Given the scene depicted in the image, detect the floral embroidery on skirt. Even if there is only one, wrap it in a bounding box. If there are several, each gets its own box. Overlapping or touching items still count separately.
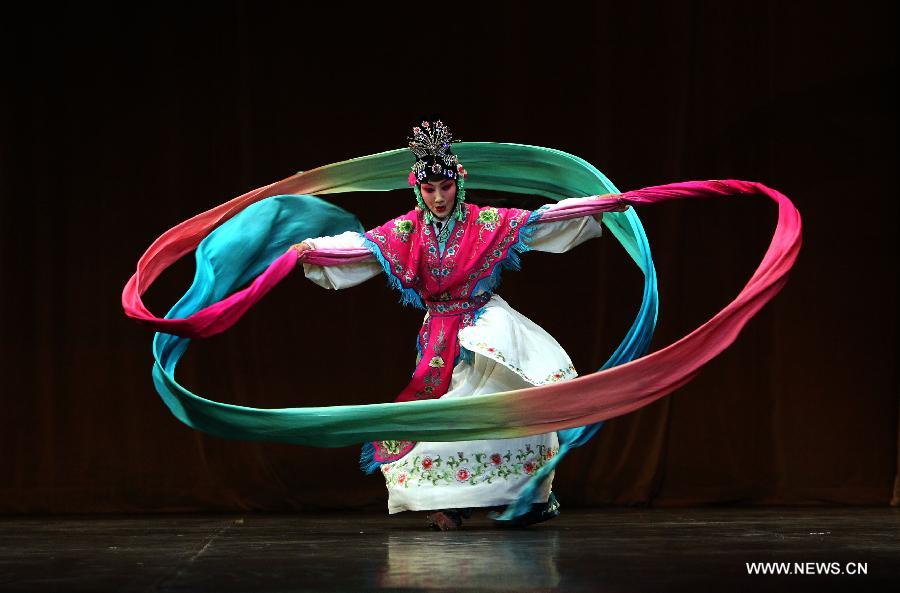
[382,443,558,488]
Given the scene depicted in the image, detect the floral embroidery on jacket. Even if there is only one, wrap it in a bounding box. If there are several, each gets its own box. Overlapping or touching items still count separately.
[381,444,559,487]
[476,207,501,231]
[393,219,414,241]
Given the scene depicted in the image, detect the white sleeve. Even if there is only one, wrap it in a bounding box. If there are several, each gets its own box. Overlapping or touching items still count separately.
[526,197,604,254]
[301,230,382,290]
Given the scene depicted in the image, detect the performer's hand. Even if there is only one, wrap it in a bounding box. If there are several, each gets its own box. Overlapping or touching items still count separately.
[290,242,312,258]
[592,193,630,212]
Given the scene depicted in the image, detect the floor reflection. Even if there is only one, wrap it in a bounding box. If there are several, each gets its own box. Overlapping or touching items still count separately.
[378,530,560,590]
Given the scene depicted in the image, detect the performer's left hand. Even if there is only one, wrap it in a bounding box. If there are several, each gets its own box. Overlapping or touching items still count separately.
[593,193,630,212]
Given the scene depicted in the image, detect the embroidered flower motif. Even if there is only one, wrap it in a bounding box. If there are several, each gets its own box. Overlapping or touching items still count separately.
[545,449,555,460]
[544,365,576,383]
[422,457,433,470]
[429,356,445,368]
[491,453,502,465]
[477,207,500,225]
[394,219,414,235]
[456,468,470,482]
[378,440,413,456]
[523,461,535,475]
[398,473,407,484]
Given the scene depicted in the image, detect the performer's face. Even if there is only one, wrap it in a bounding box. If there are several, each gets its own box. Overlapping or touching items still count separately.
[420,178,457,218]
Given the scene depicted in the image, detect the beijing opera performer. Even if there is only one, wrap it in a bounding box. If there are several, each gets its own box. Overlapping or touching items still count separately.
[290,119,629,530]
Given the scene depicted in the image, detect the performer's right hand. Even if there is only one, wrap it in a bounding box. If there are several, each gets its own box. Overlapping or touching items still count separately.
[290,242,312,258]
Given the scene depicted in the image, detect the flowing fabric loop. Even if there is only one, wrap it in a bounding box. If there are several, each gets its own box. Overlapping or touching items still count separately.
[122,143,800,522]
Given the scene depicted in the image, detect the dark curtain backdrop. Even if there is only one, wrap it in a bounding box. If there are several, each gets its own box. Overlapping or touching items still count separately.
[1,1,896,514]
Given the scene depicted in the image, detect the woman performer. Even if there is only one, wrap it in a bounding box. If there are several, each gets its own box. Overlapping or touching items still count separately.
[291,119,627,530]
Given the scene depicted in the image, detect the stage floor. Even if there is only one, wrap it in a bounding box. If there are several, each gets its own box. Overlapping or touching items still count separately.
[1,507,897,592]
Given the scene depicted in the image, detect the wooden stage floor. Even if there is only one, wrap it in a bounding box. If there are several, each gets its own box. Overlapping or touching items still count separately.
[1,507,897,592]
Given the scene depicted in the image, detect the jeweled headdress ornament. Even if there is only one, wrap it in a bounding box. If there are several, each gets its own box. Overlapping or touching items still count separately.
[407,118,469,224]
[406,119,468,186]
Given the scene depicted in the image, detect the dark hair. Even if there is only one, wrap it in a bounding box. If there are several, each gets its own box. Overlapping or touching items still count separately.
[422,173,451,184]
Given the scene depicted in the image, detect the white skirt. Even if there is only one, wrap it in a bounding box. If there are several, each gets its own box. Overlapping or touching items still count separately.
[380,294,576,514]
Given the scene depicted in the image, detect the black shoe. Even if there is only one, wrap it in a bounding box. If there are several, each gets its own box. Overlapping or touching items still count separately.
[489,492,561,528]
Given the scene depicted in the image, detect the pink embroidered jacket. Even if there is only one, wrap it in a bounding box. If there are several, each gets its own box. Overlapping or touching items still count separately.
[361,202,540,464]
